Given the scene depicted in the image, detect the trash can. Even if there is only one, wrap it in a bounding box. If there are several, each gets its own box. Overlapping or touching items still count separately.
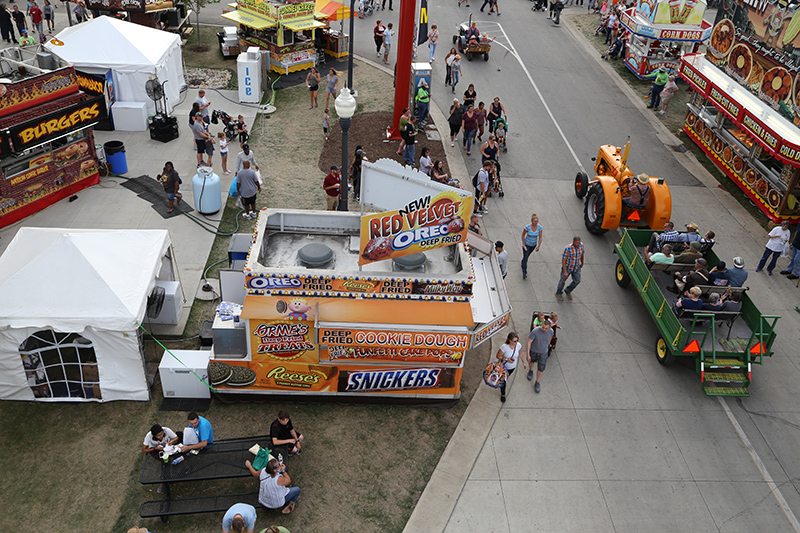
[103,140,127,174]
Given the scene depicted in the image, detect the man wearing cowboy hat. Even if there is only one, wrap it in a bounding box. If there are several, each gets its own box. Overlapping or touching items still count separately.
[623,173,651,210]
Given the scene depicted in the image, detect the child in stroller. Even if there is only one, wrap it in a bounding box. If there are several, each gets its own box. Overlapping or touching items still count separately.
[601,30,628,60]
[494,117,507,153]
[211,109,240,142]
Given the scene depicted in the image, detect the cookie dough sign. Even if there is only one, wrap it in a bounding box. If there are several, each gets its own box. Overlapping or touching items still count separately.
[358,190,472,265]
[252,321,315,360]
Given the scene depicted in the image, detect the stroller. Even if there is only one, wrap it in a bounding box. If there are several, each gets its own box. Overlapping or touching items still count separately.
[494,116,508,153]
[595,15,610,36]
[211,109,247,143]
[530,311,559,356]
[485,159,504,198]
[358,0,375,18]
[601,34,627,60]
[531,0,547,11]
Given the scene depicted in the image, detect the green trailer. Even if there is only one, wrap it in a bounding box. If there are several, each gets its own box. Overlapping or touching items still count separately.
[613,229,780,397]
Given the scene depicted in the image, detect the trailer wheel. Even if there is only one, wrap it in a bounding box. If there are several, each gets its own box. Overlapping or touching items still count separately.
[615,259,631,288]
[484,52,489,61]
[655,335,676,366]
[584,184,608,235]
[453,35,458,44]
[574,171,589,199]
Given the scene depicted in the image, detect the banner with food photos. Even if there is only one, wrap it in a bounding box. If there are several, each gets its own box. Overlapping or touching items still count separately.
[358,190,472,266]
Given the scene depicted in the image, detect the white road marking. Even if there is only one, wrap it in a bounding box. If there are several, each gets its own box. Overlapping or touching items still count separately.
[719,397,800,532]
[485,21,587,173]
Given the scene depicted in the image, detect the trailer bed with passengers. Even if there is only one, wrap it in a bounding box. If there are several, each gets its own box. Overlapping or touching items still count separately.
[613,229,779,397]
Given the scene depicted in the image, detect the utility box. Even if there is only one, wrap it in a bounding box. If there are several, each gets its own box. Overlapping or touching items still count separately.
[237,47,263,103]
[410,62,432,116]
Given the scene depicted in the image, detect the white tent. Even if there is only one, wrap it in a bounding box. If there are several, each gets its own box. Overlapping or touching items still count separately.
[0,228,172,402]
[45,16,186,116]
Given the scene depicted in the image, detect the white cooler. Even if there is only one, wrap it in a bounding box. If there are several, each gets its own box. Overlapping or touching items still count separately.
[159,350,211,399]
[111,101,149,131]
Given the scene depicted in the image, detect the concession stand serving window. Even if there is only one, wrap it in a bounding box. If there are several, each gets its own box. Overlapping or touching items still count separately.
[680,52,800,222]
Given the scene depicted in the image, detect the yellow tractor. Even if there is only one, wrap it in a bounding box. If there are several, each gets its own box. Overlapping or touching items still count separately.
[574,141,672,235]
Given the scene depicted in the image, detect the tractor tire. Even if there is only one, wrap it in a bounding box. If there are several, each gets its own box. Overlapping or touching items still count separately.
[453,35,458,44]
[467,51,473,61]
[615,259,631,288]
[574,171,589,199]
[484,52,489,61]
[584,183,608,235]
[655,335,676,366]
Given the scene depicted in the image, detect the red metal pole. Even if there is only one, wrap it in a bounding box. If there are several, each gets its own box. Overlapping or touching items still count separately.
[388,0,417,139]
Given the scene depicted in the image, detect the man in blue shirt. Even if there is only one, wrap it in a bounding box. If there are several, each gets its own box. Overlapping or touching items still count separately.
[222,502,256,533]
[183,411,214,451]
[724,257,748,287]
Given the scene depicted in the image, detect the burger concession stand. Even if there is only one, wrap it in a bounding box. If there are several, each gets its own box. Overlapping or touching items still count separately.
[222,0,327,73]
[0,53,107,229]
[206,160,512,404]
[621,0,711,78]
[680,18,800,222]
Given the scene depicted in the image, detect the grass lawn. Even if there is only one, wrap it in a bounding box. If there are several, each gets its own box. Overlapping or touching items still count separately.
[0,57,487,533]
[570,13,773,230]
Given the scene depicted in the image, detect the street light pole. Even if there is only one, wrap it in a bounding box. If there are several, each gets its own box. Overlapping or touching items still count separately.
[334,87,357,211]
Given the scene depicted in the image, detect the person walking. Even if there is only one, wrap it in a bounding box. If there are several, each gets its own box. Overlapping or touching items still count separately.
[448,99,463,147]
[463,83,477,109]
[42,0,52,32]
[495,331,520,402]
[236,161,261,219]
[475,101,487,142]
[780,227,800,280]
[495,240,508,278]
[11,5,26,36]
[756,221,791,275]
[526,321,554,393]
[382,23,393,64]
[190,112,214,166]
[415,80,430,126]
[373,20,385,57]
[450,53,462,93]
[556,236,584,301]
[445,47,457,86]
[0,5,15,44]
[474,160,492,215]
[644,66,669,109]
[160,162,182,213]
[28,0,40,38]
[323,165,341,210]
[305,67,321,109]
[350,145,366,202]
[324,68,339,110]
[381,0,392,10]
[235,143,259,174]
[461,104,478,155]
[487,96,506,133]
[520,213,542,279]
[194,89,211,124]
[658,75,678,115]
[427,24,439,62]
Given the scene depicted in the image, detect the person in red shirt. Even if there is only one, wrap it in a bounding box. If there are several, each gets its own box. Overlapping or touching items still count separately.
[29,1,43,40]
[373,20,385,57]
[323,165,341,210]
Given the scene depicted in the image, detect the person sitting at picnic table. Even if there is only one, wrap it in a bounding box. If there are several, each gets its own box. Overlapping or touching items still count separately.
[270,410,305,456]
[245,457,301,515]
[222,502,257,533]
[182,411,214,451]
[141,423,179,458]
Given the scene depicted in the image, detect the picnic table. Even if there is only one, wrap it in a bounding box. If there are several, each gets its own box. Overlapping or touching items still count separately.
[139,435,273,521]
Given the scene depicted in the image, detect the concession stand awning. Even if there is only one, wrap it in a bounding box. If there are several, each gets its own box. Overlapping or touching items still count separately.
[680,52,800,222]
[221,9,277,30]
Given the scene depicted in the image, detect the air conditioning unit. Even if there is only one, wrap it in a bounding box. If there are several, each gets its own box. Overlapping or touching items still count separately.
[146,280,183,325]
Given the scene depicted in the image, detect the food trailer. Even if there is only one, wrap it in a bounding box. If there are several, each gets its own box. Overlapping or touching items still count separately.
[86,0,191,33]
[223,0,327,73]
[0,51,104,229]
[678,7,800,223]
[207,160,512,404]
[620,0,711,78]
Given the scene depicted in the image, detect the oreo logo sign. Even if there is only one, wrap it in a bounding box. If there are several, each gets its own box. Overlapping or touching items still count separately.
[247,277,303,289]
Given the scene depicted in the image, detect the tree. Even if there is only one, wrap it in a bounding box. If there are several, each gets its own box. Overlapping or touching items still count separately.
[183,0,221,47]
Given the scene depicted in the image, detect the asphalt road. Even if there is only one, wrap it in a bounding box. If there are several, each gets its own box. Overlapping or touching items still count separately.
[202,3,800,531]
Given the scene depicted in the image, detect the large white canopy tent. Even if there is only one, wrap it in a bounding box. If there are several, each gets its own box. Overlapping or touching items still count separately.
[44,16,186,115]
[0,228,172,402]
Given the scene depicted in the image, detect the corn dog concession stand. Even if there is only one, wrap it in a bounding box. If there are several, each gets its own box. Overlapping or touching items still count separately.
[208,161,512,404]
[223,0,326,73]
[679,10,800,222]
[620,0,711,79]
[0,60,105,229]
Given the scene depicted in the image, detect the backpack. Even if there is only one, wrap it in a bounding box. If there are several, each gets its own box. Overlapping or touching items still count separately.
[472,170,480,188]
